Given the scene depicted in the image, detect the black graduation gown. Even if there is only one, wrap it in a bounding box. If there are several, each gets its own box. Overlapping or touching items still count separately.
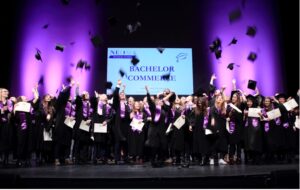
[261,106,284,153]
[244,108,263,153]
[0,100,14,152]
[90,98,113,144]
[53,86,73,146]
[145,93,169,149]
[170,107,185,152]
[38,103,55,152]
[128,112,147,157]
[31,99,44,152]
[226,104,244,145]
[111,86,131,142]
[275,102,294,151]
[207,105,228,153]
[74,96,93,143]
[14,100,37,158]
[189,110,209,155]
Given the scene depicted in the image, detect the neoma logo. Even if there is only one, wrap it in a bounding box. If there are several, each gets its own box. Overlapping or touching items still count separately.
[109,49,136,59]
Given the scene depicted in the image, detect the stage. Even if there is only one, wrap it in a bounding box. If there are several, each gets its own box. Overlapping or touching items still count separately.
[0,163,298,188]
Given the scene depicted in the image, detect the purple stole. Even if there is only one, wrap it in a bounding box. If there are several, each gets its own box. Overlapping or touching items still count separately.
[83,101,92,119]
[228,121,235,134]
[144,104,151,117]
[154,105,161,122]
[65,101,75,117]
[19,112,27,130]
[203,107,210,129]
[120,101,126,118]
[132,111,143,133]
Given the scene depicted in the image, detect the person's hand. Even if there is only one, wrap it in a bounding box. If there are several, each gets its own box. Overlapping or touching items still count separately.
[211,74,217,80]
[102,121,107,126]
[94,91,99,98]
[117,79,122,86]
[232,79,236,84]
[91,136,94,141]
[189,125,193,132]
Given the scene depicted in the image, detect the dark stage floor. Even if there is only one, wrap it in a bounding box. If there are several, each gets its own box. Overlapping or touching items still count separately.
[0,163,299,188]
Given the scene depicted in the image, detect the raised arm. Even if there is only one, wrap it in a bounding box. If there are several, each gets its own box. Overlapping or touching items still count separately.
[112,80,122,110]
[232,79,237,91]
[145,85,155,113]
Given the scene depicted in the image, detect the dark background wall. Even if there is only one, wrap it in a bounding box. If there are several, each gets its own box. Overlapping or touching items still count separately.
[0,0,298,96]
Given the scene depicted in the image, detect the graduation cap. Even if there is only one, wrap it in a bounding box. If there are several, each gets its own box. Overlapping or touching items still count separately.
[38,76,44,85]
[247,52,257,62]
[246,26,257,37]
[119,69,126,78]
[108,16,118,26]
[209,38,222,52]
[55,44,64,52]
[42,24,49,29]
[66,76,73,83]
[161,73,171,81]
[215,49,222,59]
[247,80,257,90]
[193,87,206,97]
[35,49,42,62]
[61,0,70,5]
[131,56,140,66]
[76,59,86,69]
[84,63,91,70]
[246,94,256,101]
[157,47,165,54]
[228,8,242,23]
[227,63,240,70]
[228,37,238,46]
[275,93,287,100]
[105,81,113,89]
[90,35,102,47]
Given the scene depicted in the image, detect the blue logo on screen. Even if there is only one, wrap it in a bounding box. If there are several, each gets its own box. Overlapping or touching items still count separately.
[109,49,136,59]
[176,53,187,62]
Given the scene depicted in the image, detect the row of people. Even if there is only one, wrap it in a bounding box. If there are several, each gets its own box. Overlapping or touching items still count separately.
[0,76,299,167]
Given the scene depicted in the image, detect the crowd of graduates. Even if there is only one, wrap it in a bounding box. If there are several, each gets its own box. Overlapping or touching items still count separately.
[0,74,299,168]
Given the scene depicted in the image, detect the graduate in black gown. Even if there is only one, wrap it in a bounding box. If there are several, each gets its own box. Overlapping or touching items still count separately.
[261,97,285,164]
[207,93,228,166]
[111,80,131,164]
[169,97,186,166]
[53,81,75,166]
[274,93,298,163]
[144,85,172,167]
[0,88,14,166]
[73,85,93,164]
[38,94,56,165]
[13,86,39,167]
[90,93,113,164]
[226,91,244,165]
[243,95,264,165]
[189,96,210,166]
[128,101,147,164]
